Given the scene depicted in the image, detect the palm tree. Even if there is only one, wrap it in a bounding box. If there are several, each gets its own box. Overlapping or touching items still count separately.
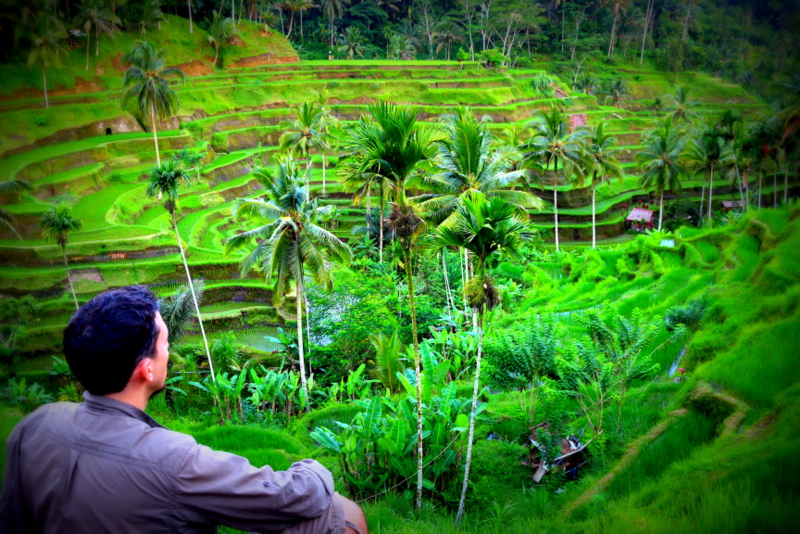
[584,122,623,247]
[370,331,405,393]
[434,19,464,61]
[225,158,351,402]
[606,0,631,57]
[40,205,82,310]
[321,0,351,49]
[138,0,164,36]
[279,101,336,192]
[315,90,341,195]
[428,192,528,526]
[27,12,68,109]
[716,110,745,211]
[0,180,31,240]
[605,78,630,107]
[121,41,186,167]
[665,85,699,122]
[748,117,779,211]
[523,104,589,252]
[337,26,366,59]
[340,102,439,509]
[187,0,194,33]
[636,116,687,230]
[74,0,120,71]
[208,11,237,66]
[684,120,727,223]
[146,160,215,379]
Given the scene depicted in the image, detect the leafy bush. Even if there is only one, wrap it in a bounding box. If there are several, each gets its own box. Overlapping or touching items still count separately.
[34,115,47,126]
[531,73,555,98]
[665,298,707,331]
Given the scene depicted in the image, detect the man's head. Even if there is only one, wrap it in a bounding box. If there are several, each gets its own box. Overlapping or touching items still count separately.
[63,286,168,395]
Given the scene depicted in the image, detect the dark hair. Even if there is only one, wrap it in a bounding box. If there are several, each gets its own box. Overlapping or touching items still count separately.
[63,286,160,395]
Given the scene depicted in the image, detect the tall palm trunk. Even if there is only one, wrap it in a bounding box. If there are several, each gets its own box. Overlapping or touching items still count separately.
[707,163,714,221]
[682,6,691,40]
[188,0,193,33]
[403,246,424,510]
[607,13,617,57]
[151,101,161,166]
[173,215,214,380]
[460,247,468,311]
[231,0,236,27]
[379,181,384,263]
[592,176,597,248]
[295,270,309,402]
[85,29,91,70]
[455,300,484,526]
[732,152,745,212]
[553,157,560,252]
[95,26,99,56]
[63,248,79,311]
[699,177,705,224]
[442,251,454,314]
[743,167,750,211]
[640,0,654,64]
[658,191,664,231]
[43,70,49,109]
[784,158,789,205]
[758,169,762,211]
[773,166,778,207]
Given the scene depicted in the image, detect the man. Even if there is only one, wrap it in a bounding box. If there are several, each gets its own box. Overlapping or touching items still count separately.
[0,286,367,534]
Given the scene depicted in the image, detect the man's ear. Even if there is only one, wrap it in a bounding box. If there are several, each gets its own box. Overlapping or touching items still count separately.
[133,357,154,383]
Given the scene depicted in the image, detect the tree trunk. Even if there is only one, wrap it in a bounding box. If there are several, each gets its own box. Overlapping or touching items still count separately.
[239,0,244,24]
[743,167,750,212]
[63,249,79,311]
[213,44,219,66]
[758,170,762,211]
[682,5,690,41]
[85,29,90,71]
[699,176,705,224]
[561,1,566,53]
[379,181,384,263]
[707,163,714,221]
[732,152,745,212]
[287,11,294,38]
[151,101,161,166]
[442,251,454,315]
[607,13,617,57]
[43,70,49,109]
[454,303,484,526]
[553,157,559,252]
[403,246,424,510]
[773,166,778,208]
[658,191,664,231]
[640,0,654,65]
[461,247,468,312]
[785,158,790,205]
[95,26,99,56]
[173,217,215,380]
[592,177,597,248]
[188,0,193,33]
[232,0,236,27]
[295,271,308,400]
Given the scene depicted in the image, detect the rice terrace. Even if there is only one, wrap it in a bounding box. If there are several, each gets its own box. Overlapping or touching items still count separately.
[1,0,799,532]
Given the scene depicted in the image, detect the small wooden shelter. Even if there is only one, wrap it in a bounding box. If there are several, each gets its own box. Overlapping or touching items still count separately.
[626,207,654,231]
[721,200,744,211]
[526,423,590,483]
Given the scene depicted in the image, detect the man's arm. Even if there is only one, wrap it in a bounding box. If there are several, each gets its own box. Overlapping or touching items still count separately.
[173,443,335,532]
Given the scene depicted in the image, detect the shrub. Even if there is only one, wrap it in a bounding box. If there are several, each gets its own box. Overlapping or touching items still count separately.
[34,115,47,126]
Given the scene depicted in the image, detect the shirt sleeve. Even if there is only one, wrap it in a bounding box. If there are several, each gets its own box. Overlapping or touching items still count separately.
[173,442,334,532]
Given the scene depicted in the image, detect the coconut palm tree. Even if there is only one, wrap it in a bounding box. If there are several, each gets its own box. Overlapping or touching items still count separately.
[0,180,31,240]
[208,10,237,66]
[636,116,687,230]
[523,104,589,252]
[146,160,215,379]
[434,19,464,61]
[337,26,366,59]
[665,85,699,123]
[428,192,528,526]
[716,110,746,211]
[584,122,623,247]
[74,0,120,71]
[40,205,82,310]
[225,157,351,403]
[138,0,164,36]
[684,120,727,223]
[121,41,186,167]
[27,12,68,109]
[278,101,335,189]
[321,0,351,49]
[606,0,631,57]
[748,117,780,210]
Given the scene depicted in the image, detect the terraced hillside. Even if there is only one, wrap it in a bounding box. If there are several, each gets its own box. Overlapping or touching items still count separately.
[0,17,781,359]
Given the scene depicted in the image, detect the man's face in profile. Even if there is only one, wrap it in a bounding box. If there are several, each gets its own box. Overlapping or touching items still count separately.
[149,311,170,396]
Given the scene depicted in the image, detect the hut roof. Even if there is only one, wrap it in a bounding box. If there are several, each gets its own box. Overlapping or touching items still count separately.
[626,207,653,222]
[721,200,744,208]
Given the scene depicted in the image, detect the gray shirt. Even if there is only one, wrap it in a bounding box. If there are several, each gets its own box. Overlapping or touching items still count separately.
[0,392,335,533]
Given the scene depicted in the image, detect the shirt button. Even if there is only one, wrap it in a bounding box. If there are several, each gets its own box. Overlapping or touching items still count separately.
[263,482,271,487]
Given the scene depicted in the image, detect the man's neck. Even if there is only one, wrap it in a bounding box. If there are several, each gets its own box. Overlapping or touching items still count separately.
[105,389,149,412]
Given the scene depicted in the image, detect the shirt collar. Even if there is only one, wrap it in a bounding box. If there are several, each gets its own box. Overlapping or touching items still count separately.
[83,391,167,430]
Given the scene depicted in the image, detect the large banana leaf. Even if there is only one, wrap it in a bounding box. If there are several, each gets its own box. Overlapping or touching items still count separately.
[310,427,342,453]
